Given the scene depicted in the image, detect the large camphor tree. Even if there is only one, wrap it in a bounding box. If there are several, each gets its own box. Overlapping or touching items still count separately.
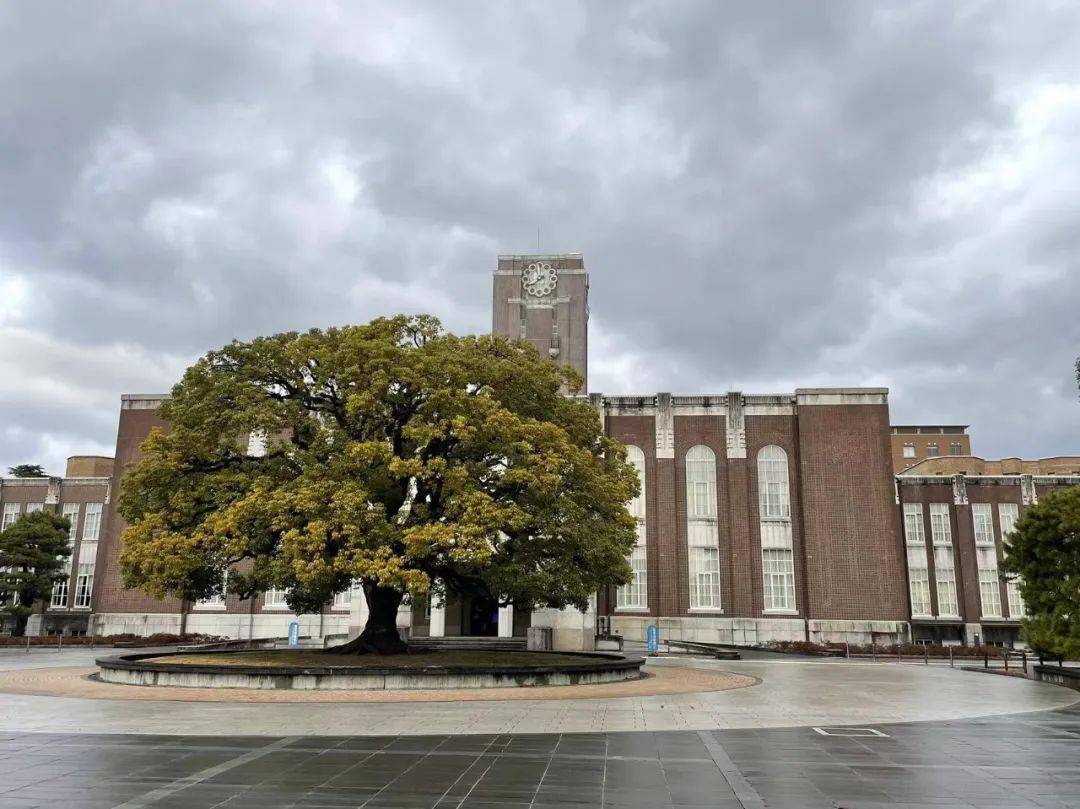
[0,511,72,636]
[1003,486,1080,659]
[119,315,639,653]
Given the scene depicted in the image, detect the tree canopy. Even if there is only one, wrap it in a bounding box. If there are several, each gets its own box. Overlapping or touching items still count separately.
[118,315,639,652]
[7,464,46,478]
[1002,486,1080,658]
[0,511,72,636]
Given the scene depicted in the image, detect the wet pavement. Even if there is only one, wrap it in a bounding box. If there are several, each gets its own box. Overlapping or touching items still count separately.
[1,705,1079,808]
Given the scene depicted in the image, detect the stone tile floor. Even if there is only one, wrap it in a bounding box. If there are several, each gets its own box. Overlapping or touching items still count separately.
[1,705,1079,808]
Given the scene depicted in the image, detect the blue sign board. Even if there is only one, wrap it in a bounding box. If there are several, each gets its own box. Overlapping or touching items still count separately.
[288,621,300,647]
[647,624,659,653]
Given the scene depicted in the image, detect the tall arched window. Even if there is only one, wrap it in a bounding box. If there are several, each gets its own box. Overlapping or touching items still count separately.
[686,445,721,609]
[758,445,796,611]
[616,446,647,609]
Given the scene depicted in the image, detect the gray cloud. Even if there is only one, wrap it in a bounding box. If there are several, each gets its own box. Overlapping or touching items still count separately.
[1,0,1078,474]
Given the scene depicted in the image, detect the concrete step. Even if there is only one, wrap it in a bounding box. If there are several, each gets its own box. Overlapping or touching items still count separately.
[407,635,527,652]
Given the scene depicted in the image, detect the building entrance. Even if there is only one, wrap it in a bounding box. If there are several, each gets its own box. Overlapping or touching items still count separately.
[465,596,499,636]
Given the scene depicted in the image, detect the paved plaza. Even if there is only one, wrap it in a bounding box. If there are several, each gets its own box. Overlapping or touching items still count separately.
[0,649,1078,807]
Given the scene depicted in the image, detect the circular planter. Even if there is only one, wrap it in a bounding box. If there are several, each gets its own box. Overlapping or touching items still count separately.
[95,649,646,690]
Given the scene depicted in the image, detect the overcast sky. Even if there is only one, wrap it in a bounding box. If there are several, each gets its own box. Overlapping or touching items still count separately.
[1,2,1078,475]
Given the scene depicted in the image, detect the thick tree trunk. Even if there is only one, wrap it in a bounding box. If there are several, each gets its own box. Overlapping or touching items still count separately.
[12,612,30,637]
[331,584,408,655]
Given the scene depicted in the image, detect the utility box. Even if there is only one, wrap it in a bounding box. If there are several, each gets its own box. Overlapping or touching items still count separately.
[527,626,553,651]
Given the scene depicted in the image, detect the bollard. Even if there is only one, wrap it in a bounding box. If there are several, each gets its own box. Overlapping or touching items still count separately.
[984,648,989,669]
[872,644,876,663]
[949,646,954,668]
[1022,650,1027,676]
[1004,651,1009,672]
[924,645,928,665]
[57,633,62,652]
[845,642,850,660]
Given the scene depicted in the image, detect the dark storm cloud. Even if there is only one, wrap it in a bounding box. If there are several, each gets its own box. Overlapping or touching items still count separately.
[1,0,1078,474]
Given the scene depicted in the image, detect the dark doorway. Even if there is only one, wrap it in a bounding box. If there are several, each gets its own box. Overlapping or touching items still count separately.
[465,596,499,636]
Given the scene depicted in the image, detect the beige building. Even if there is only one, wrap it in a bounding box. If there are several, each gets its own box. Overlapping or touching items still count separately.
[892,425,972,473]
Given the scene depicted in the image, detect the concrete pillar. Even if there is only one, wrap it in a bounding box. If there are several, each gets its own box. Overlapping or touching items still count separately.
[498,604,514,638]
[429,593,445,637]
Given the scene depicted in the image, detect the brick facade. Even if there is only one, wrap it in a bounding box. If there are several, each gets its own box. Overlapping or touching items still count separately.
[897,466,1080,646]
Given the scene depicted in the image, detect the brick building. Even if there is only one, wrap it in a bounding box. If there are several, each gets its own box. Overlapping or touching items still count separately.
[30,252,1070,649]
[897,455,1080,646]
[0,457,112,636]
[891,425,972,473]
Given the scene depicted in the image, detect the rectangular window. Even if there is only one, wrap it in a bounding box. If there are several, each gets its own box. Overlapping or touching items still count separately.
[74,563,94,608]
[998,503,1019,538]
[264,587,289,609]
[977,548,1002,617]
[82,503,103,542]
[926,443,940,457]
[1006,580,1024,618]
[617,447,648,610]
[688,545,721,609]
[51,579,69,608]
[902,444,916,459]
[930,504,958,616]
[972,503,995,546]
[686,447,720,610]
[2,503,20,530]
[25,503,44,513]
[949,443,963,456]
[972,504,1001,617]
[933,547,959,616]
[998,504,1024,617]
[903,504,931,616]
[758,456,790,518]
[762,548,796,611]
[62,503,80,542]
[333,583,359,610]
[617,522,648,610]
[903,503,926,546]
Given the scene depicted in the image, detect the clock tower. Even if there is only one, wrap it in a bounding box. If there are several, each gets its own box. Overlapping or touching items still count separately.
[492,253,589,391]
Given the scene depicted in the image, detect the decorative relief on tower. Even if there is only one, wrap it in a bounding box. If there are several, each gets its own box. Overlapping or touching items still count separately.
[1020,474,1038,505]
[725,391,747,459]
[655,393,675,459]
[952,473,968,506]
[522,261,558,296]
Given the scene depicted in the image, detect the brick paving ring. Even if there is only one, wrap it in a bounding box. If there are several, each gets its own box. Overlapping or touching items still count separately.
[95,648,647,690]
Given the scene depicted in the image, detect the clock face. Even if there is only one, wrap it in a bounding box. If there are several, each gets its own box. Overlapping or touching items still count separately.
[522,261,558,296]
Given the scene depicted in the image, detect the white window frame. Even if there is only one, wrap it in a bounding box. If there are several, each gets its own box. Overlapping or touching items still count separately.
[903,504,931,618]
[333,582,361,611]
[929,503,958,617]
[62,503,81,543]
[2,503,20,531]
[25,503,44,513]
[616,446,648,611]
[972,504,1001,617]
[74,562,94,608]
[82,503,103,542]
[758,446,795,613]
[686,445,721,610]
[902,444,916,459]
[51,578,69,609]
[263,587,290,610]
[998,503,1024,618]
